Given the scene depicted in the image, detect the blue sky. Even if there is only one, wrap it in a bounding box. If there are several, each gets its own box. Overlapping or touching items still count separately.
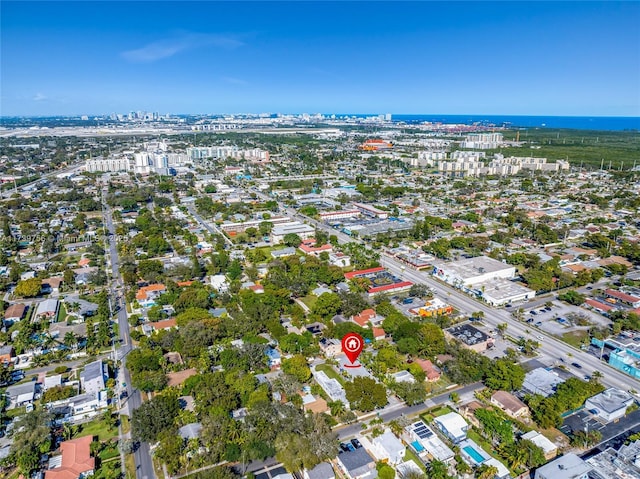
[2,1,639,116]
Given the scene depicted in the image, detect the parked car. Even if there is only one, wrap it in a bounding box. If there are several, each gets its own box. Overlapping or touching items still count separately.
[351,438,362,449]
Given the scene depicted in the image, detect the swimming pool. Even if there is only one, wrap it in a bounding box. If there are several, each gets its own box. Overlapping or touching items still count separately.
[463,445,486,464]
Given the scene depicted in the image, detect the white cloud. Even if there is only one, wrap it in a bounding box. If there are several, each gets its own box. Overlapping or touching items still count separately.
[121,32,243,63]
[32,93,48,101]
[222,76,249,86]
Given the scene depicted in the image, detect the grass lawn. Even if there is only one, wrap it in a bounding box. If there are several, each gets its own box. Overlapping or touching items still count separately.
[74,416,118,441]
[56,302,68,323]
[125,453,136,479]
[561,330,589,348]
[6,406,26,418]
[431,405,454,417]
[425,377,453,394]
[403,448,426,471]
[120,414,131,434]
[300,295,317,310]
[315,363,345,386]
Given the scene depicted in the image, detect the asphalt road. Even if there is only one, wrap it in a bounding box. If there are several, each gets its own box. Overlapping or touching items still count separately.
[103,190,155,479]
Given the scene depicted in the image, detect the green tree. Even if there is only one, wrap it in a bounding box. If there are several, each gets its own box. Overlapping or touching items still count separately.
[485,358,525,391]
[283,233,302,247]
[281,355,311,383]
[311,292,341,319]
[345,377,387,412]
[131,392,180,443]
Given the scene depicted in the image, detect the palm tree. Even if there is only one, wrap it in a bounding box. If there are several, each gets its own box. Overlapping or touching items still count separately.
[388,420,403,437]
[64,332,78,350]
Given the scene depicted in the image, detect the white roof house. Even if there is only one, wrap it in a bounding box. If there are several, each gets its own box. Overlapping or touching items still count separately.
[433,412,468,443]
[369,431,406,465]
[43,374,63,391]
[521,430,558,459]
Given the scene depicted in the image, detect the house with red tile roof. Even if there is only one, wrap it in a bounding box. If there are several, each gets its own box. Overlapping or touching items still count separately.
[135,283,166,307]
[352,309,376,327]
[414,358,441,382]
[372,327,386,341]
[45,435,95,479]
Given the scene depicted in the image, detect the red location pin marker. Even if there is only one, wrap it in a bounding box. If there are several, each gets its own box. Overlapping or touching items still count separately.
[342,332,364,365]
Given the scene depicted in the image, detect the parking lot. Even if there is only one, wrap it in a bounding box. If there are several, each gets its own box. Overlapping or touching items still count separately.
[522,301,610,337]
[561,409,640,448]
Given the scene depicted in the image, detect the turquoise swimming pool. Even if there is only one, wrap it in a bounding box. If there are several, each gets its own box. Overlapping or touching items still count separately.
[463,445,485,465]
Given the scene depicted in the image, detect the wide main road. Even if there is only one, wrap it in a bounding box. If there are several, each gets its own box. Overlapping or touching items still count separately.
[102,188,155,479]
[249,187,640,394]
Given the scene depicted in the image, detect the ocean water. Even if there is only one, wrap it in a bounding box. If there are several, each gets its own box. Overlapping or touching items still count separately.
[392,114,640,131]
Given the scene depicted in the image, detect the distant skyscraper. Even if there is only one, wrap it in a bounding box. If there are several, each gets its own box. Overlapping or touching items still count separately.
[385,113,392,121]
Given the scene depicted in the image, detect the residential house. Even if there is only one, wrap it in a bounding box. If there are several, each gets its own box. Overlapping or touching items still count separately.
[304,462,334,479]
[329,252,351,267]
[42,277,64,295]
[143,318,178,336]
[336,447,377,479]
[319,338,341,357]
[135,283,166,307]
[265,348,281,368]
[4,303,26,323]
[271,247,297,259]
[35,299,59,321]
[0,345,15,363]
[6,381,36,407]
[80,360,107,395]
[521,431,558,460]
[413,358,441,382]
[178,423,202,440]
[369,431,406,465]
[43,374,63,391]
[433,412,469,444]
[352,309,376,327]
[45,435,95,479]
[490,391,530,418]
[210,275,229,293]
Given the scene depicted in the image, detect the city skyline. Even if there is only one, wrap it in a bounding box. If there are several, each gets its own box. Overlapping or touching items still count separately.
[2,1,639,117]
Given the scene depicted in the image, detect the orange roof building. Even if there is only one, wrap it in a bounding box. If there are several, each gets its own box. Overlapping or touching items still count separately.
[414,358,441,382]
[352,308,376,327]
[135,283,166,302]
[45,435,95,479]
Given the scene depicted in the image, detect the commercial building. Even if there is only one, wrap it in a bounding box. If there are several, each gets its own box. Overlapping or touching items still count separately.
[604,289,640,308]
[319,210,361,222]
[534,453,592,479]
[433,412,469,444]
[270,222,315,244]
[592,337,640,380]
[352,203,389,219]
[522,368,565,397]
[586,440,640,479]
[433,256,534,305]
[584,388,635,423]
[433,256,515,287]
[444,324,493,353]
